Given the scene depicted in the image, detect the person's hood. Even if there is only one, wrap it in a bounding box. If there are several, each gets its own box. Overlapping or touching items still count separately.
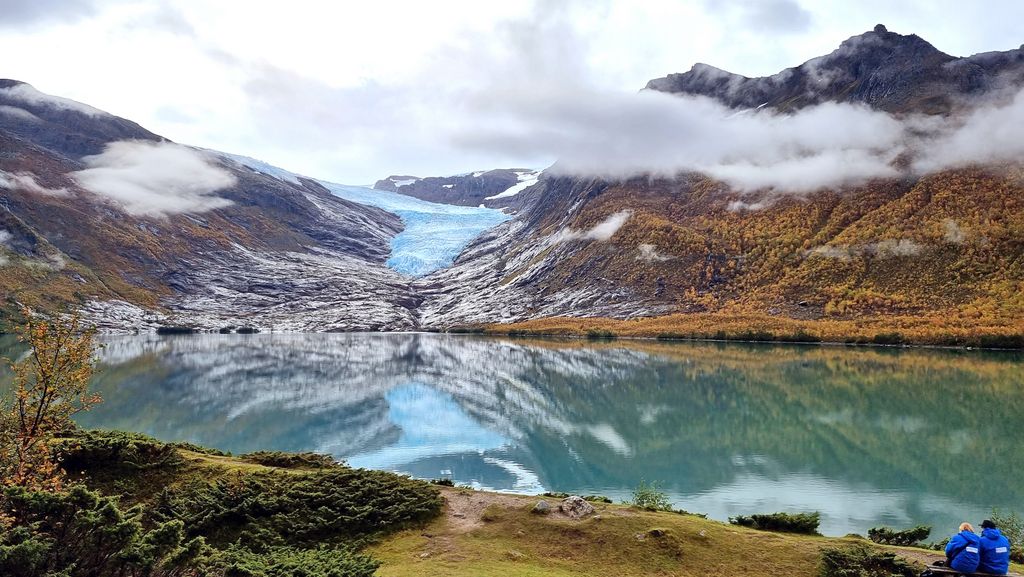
[982,527,1004,540]
[960,530,981,541]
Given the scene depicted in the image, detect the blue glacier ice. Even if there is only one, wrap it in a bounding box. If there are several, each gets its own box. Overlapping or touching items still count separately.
[320,182,511,276]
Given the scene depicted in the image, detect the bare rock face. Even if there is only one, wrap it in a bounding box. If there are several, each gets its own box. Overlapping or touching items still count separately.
[645,25,1024,115]
[559,496,595,520]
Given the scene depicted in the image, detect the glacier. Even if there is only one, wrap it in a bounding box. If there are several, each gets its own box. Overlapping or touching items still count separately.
[320,182,511,276]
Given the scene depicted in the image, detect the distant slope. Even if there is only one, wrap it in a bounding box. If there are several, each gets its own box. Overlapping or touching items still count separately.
[418,27,1024,339]
[0,80,418,331]
[374,168,543,209]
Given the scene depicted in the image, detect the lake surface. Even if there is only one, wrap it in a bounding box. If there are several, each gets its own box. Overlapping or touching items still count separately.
[3,333,1022,536]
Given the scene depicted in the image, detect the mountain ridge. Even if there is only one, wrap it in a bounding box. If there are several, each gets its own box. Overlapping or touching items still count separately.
[1,25,1023,340]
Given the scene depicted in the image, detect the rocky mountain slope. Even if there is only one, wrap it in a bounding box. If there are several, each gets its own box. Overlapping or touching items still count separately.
[414,26,1024,333]
[2,25,1023,335]
[0,80,418,331]
[646,24,1024,114]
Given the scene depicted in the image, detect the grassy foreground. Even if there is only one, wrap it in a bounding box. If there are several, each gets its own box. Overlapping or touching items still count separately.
[478,311,1024,348]
[29,431,1023,577]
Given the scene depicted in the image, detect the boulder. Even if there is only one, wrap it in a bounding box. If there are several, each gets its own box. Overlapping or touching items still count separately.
[559,496,596,519]
[531,500,552,515]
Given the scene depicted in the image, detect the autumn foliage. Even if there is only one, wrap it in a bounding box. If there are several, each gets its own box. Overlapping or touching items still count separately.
[0,308,100,490]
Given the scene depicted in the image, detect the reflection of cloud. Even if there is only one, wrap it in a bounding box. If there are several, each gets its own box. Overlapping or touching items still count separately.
[346,383,509,470]
[71,141,236,217]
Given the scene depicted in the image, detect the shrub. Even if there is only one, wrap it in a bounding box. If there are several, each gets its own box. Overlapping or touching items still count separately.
[431,478,455,486]
[872,332,904,345]
[240,451,336,469]
[628,480,673,512]
[818,544,918,577]
[730,512,821,535]
[152,468,443,547]
[0,484,206,577]
[543,491,570,499]
[57,430,184,472]
[584,495,612,503]
[989,510,1023,563]
[585,329,617,340]
[867,525,931,546]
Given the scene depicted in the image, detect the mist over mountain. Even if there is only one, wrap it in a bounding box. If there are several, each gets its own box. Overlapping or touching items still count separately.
[1,25,1023,338]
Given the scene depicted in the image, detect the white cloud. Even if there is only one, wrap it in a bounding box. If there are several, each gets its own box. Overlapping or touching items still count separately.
[0,170,68,196]
[0,229,11,266]
[943,219,966,244]
[912,88,1024,173]
[808,239,924,260]
[553,210,631,243]
[0,104,41,121]
[0,82,107,116]
[637,243,673,262]
[71,140,236,217]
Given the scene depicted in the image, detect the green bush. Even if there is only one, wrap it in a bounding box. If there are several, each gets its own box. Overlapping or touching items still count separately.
[56,429,185,472]
[989,510,1024,563]
[867,525,931,546]
[628,480,673,512]
[153,468,442,547]
[730,512,821,535]
[0,484,206,577]
[818,544,918,577]
[585,329,617,340]
[584,495,612,503]
[207,544,380,577]
[240,451,337,469]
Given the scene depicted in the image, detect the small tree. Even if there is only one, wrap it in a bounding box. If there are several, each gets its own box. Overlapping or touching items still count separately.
[0,308,100,491]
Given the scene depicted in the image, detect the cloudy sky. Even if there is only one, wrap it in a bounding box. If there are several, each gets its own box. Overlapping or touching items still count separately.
[2,0,1022,184]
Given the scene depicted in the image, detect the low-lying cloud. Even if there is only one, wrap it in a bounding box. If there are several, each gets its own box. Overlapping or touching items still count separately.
[458,82,1024,194]
[808,239,924,260]
[0,170,68,196]
[0,83,107,117]
[553,210,631,243]
[71,140,236,217]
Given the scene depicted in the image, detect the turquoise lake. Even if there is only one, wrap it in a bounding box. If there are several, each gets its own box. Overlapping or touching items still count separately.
[3,333,1021,536]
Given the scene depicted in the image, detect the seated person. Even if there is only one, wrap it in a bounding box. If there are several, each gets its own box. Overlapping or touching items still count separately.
[945,522,981,574]
[978,519,1012,576]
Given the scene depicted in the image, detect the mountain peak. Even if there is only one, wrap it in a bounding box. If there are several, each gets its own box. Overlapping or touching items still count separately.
[644,26,1016,114]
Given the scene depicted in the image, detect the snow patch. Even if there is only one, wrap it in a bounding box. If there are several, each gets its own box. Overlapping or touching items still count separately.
[390,177,419,187]
[218,151,304,185]
[485,169,542,200]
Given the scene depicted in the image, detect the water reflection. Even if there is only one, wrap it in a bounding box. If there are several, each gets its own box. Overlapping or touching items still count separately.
[2,332,1021,535]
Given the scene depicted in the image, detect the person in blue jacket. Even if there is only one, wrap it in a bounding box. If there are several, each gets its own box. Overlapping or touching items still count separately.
[977,519,1012,575]
[945,522,981,574]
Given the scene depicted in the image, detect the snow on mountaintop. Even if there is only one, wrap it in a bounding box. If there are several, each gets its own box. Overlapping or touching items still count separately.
[485,169,542,200]
[390,177,419,187]
[217,151,304,184]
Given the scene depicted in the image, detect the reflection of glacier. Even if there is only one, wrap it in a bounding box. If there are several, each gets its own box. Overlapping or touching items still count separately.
[79,334,1024,535]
